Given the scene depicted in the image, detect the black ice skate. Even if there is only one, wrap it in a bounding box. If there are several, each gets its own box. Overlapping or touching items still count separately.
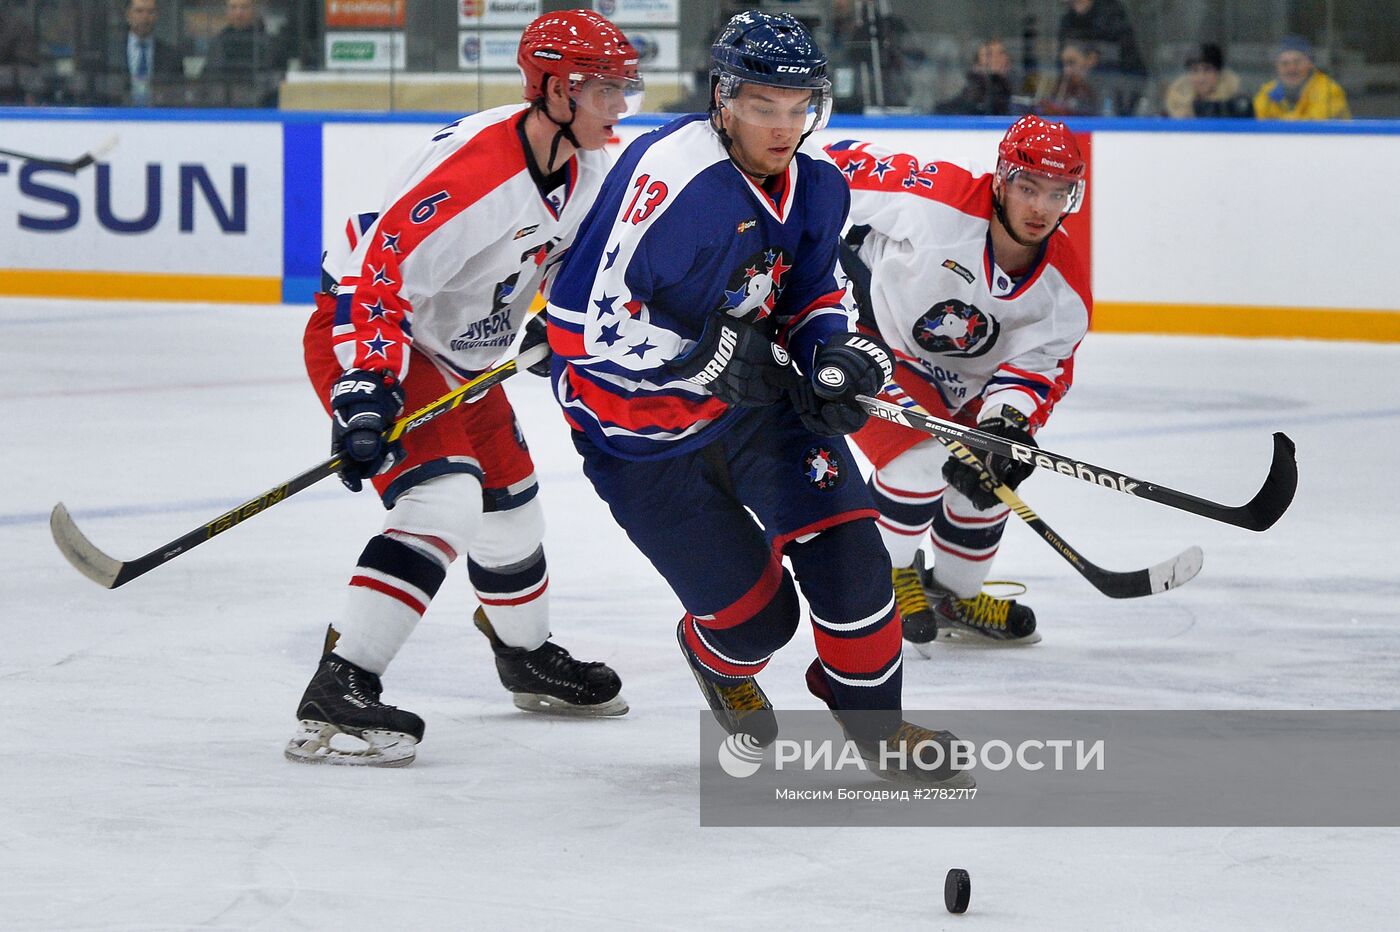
[474,608,628,717]
[284,652,425,767]
[892,551,938,646]
[676,619,778,747]
[804,659,975,788]
[918,565,1040,651]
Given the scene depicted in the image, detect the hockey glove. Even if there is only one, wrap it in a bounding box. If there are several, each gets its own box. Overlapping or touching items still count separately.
[330,369,406,492]
[789,377,866,436]
[668,312,792,407]
[942,406,1038,510]
[519,313,553,377]
[797,331,895,434]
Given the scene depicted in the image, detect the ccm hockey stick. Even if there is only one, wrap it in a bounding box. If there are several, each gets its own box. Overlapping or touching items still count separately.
[0,135,119,173]
[856,394,1297,532]
[50,342,549,589]
[938,436,1203,598]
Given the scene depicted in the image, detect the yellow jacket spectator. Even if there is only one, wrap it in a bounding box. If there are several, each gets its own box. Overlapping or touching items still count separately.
[1254,35,1350,120]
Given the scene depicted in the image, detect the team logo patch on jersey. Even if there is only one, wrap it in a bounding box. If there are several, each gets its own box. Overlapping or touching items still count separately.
[736,219,757,234]
[718,248,792,322]
[941,259,975,284]
[513,223,540,240]
[803,447,843,491]
[913,299,1000,357]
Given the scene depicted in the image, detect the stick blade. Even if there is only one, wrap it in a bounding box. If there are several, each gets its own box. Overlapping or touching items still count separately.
[1147,545,1204,594]
[1240,433,1298,532]
[50,503,125,589]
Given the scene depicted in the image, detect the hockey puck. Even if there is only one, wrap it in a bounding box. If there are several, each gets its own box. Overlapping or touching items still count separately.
[944,868,971,914]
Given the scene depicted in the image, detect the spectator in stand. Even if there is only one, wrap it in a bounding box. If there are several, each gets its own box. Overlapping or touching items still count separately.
[96,0,184,106]
[1254,35,1350,121]
[1057,0,1145,114]
[0,1,41,105]
[1037,39,1099,117]
[1163,43,1251,118]
[936,38,1013,115]
[201,0,285,107]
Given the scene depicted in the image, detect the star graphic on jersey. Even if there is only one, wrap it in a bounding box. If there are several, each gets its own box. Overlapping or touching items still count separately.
[362,297,390,321]
[902,166,936,190]
[840,158,866,181]
[603,244,620,270]
[768,253,791,288]
[625,338,655,359]
[362,330,394,359]
[380,231,402,254]
[369,264,395,287]
[597,322,623,346]
[722,285,749,310]
[594,294,618,316]
[869,158,894,181]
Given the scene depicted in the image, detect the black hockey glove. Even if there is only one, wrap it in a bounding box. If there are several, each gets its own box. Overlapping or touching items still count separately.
[519,313,553,377]
[942,406,1038,510]
[330,369,405,493]
[789,377,865,436]
[793,331,894,435]
[668,312,792,407]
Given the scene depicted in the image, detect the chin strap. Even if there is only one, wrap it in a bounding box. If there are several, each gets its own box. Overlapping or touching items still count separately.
[536,98,581,174]
[992,190,1065,248]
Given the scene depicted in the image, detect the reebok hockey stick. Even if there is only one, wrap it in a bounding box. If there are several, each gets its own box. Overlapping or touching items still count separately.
[50,342,549,589]
[938,436,1203,598]
[0,135,119,173]
[856,394,1297,532]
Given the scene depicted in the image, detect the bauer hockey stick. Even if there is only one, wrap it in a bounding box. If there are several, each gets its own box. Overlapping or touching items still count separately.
[937,436,1203,598]
[0,135,119,173]
[854,394,1297,532]
[50,342,549,589]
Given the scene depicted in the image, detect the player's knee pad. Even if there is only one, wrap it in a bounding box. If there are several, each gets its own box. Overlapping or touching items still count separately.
[383,472,484,561]
[787,519,892,616]
[697,564,801,660]
[470,494,545,568]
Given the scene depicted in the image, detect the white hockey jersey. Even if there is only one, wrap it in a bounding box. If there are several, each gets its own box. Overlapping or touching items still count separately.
[330,105,610,382]
[825,140,1091,428]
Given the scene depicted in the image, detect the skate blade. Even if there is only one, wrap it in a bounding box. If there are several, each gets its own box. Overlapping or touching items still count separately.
[283,721,418,767]
[909,627,1042,650]
[870,761,977,789]
[511,692,630,717]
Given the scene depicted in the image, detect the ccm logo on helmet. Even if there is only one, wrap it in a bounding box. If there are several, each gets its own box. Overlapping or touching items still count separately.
[775,64,812,73]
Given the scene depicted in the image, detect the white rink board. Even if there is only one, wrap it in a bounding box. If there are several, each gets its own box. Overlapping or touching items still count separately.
[0,120,282,276]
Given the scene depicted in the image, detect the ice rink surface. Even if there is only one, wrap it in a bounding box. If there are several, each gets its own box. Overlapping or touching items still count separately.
[3,297,1398,930]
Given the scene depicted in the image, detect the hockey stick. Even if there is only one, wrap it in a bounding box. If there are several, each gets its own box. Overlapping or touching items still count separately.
[50,342,549,589]
[856,394,1296,532]
[937,436,1203,598]
[0,135,119,173]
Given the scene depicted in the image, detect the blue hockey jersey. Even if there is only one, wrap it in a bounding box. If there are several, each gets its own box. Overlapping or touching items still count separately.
[547,113,856,460]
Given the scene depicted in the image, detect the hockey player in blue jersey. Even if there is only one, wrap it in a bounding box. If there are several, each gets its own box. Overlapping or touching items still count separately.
[545,10,970,785]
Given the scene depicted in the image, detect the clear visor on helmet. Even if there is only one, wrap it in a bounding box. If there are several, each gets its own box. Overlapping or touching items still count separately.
[718,77,833,135]
[997,162,1086,214]
[570,73,646,121]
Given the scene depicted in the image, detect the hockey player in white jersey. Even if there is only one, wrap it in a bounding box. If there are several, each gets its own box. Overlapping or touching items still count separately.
[286,11,642,767]
[826,116,1092,648]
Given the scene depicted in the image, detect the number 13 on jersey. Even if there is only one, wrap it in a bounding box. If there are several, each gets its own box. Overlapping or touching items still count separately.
[623,173,669,224]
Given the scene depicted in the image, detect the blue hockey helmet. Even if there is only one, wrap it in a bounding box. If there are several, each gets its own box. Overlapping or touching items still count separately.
[710,11,832,135]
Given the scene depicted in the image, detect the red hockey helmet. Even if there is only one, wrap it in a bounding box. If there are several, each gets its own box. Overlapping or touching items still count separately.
[518,10,644,120]
[995,115,1086,213]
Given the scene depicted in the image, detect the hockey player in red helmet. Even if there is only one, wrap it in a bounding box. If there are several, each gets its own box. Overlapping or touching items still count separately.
[518,9,644,170]
[825,115,1092,648]
[287,10,640,766]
